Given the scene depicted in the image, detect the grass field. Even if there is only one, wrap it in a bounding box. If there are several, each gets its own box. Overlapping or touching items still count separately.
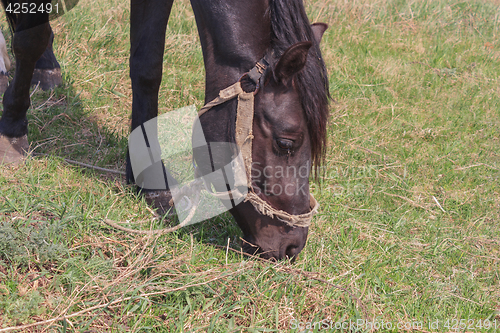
[1,0,499,331]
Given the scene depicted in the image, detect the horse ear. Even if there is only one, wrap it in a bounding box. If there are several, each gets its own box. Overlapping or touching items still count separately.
[311,23,328,44]
[273,41,312,84]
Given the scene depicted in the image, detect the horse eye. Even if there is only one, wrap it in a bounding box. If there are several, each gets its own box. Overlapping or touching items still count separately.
[276,138,293,151]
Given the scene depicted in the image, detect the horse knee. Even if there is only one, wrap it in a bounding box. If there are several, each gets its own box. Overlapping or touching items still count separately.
[130,50,163,93]
[130,68,162,94]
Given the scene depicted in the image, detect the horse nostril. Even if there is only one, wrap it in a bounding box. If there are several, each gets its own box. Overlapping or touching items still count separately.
[241,237,261,256]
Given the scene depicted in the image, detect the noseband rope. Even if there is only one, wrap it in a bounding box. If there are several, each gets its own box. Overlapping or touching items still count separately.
[197,59,319,228]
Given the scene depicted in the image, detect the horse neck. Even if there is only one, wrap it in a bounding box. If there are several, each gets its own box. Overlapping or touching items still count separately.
[190,0,271,102]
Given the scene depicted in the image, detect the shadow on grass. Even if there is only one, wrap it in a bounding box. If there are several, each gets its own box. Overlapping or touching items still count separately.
[1,74,244,255]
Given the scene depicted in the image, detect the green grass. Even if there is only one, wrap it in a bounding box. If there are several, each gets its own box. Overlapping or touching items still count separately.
[1,0,499,331]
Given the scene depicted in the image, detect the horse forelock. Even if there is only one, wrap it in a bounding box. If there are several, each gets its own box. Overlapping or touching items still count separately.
[268,0,330,176]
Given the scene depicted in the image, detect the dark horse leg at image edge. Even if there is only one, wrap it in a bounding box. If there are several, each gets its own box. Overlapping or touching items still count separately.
[0,0,53,165]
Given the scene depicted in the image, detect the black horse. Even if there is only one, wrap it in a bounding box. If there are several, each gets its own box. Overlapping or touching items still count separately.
[0,0,329,260]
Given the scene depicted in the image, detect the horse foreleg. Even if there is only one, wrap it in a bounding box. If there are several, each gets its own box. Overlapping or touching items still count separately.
[127,0,176,213]
[32,29,62,90]
[0,15,51,165]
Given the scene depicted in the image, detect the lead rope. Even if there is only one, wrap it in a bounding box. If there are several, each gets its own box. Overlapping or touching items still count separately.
[102,179,203,235]
[102,82,244,234]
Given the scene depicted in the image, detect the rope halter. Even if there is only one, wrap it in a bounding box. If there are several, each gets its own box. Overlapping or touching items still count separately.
[197,59,319,228]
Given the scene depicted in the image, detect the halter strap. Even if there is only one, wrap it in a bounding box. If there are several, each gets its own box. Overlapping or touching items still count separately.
[198,82,244,118]
[196,59,319,228]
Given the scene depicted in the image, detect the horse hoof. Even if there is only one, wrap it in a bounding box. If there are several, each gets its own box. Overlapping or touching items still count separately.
[31,68,62,91]
[0,73,8,94]
[143,190,176,216]
[0,134,28,166]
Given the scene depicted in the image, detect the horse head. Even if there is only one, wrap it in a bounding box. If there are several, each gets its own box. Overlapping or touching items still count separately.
[194,23,328,261]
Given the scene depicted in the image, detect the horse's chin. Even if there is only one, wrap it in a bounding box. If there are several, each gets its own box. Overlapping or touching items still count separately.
[231,202,309,261]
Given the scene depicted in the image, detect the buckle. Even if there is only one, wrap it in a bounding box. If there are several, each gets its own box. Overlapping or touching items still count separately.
[239,58,269,95]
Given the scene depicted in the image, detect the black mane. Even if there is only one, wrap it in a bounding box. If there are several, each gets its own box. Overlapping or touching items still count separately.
[269,0,330,175]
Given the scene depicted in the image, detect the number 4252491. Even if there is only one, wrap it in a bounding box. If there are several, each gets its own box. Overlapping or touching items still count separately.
[5,3,59,14]
[443,319,498,330]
